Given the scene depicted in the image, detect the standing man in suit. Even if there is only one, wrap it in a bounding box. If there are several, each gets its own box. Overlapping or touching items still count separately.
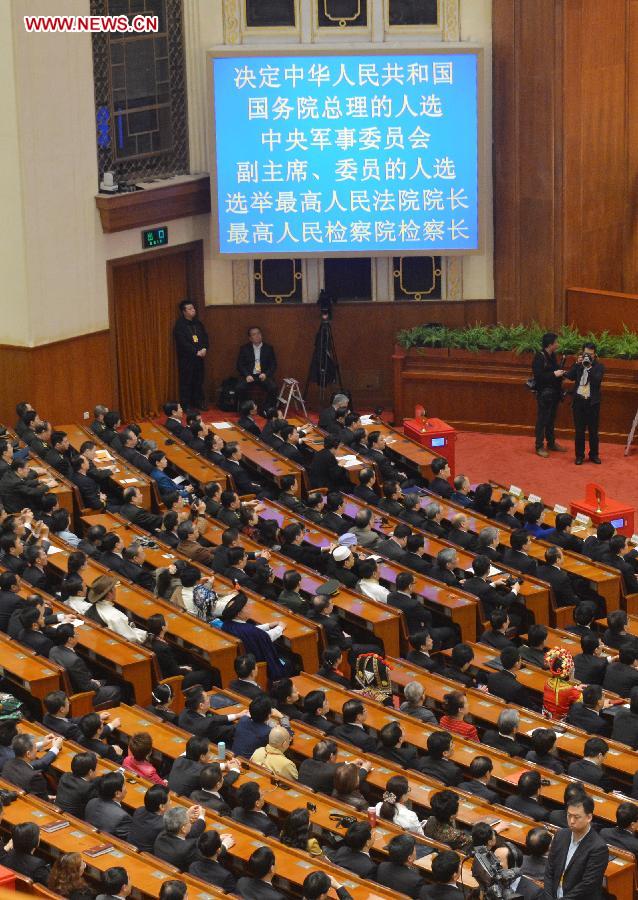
[173,300,209,411]
[531,331,566,458]
[564,342,605,465]
[236,326,278,412]
[543,794,609,899]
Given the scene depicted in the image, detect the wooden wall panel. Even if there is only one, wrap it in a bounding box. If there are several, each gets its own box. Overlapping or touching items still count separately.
[203,300,496,410]
[0,331,113,427]
[493,0,638,325]
[562,0,628,295]
[566,287,638,333]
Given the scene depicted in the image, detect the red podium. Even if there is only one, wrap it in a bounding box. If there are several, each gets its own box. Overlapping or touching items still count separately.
[570,483,634,537]
[404,407,457,476]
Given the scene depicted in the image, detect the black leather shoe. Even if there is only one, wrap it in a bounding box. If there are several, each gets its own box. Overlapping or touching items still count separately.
[589,456,602,464]
[575,457,584,465]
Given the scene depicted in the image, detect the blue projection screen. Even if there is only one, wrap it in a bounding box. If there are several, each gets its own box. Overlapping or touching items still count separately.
[210,50,480,256]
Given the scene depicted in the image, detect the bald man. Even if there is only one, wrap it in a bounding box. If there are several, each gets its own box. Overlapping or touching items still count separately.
[250,726,298,781]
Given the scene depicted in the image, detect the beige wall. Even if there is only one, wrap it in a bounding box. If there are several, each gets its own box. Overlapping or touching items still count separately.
[1,0,493,348]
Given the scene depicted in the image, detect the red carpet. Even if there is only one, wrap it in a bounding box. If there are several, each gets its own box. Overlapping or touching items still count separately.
[455,432,638,513]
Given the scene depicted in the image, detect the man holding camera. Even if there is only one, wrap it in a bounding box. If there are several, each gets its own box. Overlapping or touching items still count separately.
[565,342,604,465]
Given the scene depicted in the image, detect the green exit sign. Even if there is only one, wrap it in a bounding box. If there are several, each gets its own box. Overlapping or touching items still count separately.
[142,226,168,249]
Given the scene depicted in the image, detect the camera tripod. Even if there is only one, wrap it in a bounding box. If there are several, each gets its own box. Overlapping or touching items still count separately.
[304,317,344,403]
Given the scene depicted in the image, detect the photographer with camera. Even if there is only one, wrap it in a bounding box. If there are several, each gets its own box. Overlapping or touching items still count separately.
[565,342,605,465]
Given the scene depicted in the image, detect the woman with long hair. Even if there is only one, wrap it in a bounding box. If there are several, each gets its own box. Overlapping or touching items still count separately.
[332,763,367,812]
[377,775,424,835]
[279,807,323,857]
[48,852,93,900]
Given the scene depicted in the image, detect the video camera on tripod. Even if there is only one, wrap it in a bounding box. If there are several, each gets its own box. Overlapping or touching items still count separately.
[471,846,523,900]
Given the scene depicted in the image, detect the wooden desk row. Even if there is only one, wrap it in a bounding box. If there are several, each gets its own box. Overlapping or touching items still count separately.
[6,428,73,517]
[12,719,400,900]
[74,512,320,675]
[59,422,153,511]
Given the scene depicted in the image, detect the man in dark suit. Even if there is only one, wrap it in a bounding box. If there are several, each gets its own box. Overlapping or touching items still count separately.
[188,830,237,893]
[481,708,526,757]
[119,486,163,532]
[309,435,350,491]
[502,529,538,575]
[298,740,340,794]
[479,609,517,652]
[567,684,610,736]
[565,343,605,465]
[567,738,613,792]
[599,801,638,862]
[55,751,102,819]
[96,866,130,900]
[420,850,464,898]
[320,493,353,536]
[574,633,608,685]
[429,457,453,498]
[504,771,549,822]
[583,522,615,562]
[463,554,525,621]
[221,443,265,496]
[302,690,335,734]
[153,805,207,871]
[402,533,432,574]
[446,513,479,552]
[0,459,49,513]
[332,699,377,753]
[189,763,234,814]
[536,546,580,607]
[611,685,638,748]
[44,430,73,478]
[387,571,433,635]
[352,467,380,506]
[545,513,585,554]
[603,647,638,697]
[177,685,238,745]
[376,834,428,897]
[238,399,261,437]
[128,784,170,853]
[1,732,61,800]
[236,847,285,900]
[231,781,278,837]
[3,822,50,885]
[43,691,85,741]
[417,731,461,786]
[167,735,211,797]
[120,430,154,474]
[365,430,408,483]
[374,522,411,562]
[329,822,377,879]
[232,695,273,758]
[71,454,105,509]
[602,535,638,593]
[318,394,350,434]
[236,325,278,411]
[487,646,541,711]
[228,653,264,700]
[543,795,609,899]
[173,300,209,410]
[49,623,121,706]
[457,756,499,803]
[84,771,132,840]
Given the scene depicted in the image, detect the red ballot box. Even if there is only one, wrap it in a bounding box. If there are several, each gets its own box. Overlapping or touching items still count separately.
[570,483,634,537]
[404,408,457,476]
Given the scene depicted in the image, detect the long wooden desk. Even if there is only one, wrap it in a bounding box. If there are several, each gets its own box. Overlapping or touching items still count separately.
[136,421,229,491]
[0,630,62,706]
[17,716,403,900]
[0,776,228,900]
[206,419,305,497]
[257,498,479,644]
[44,530,242,688]
[358,418,438,482]
[16,571,155,706]
[341,492,551,628]
[7,428,74,516]
[37,698,634,898]
[60,421,152,509]
[426,487,621,614]
[78,512,320,674]
[197,511,403,659]
[287,417,367,484]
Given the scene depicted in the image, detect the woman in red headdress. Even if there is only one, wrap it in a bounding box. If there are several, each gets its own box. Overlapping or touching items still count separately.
[543,647,582,720]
